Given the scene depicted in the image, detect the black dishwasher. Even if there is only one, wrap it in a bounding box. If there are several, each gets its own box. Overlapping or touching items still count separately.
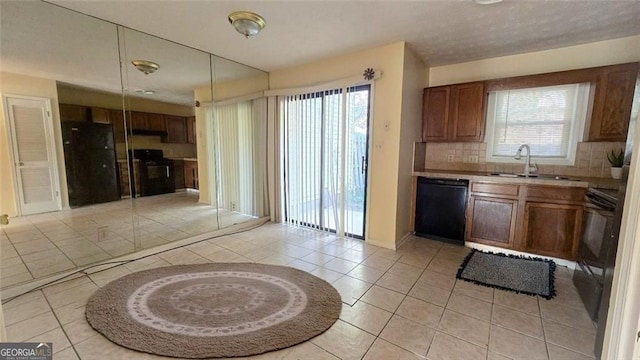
[415,177,469,245]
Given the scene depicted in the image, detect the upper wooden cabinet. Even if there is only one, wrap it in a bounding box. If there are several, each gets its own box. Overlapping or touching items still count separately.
[165,116,187,143]
[147,113,166,131]
[588,62,639,142]
[422,81,485,142]
[90,107,111,124]
[131,111,148,130]
[187,116,196,144]
[59,104,89,122]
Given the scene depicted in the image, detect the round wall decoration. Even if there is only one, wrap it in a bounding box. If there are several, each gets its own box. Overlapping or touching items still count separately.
[86,263,342,358]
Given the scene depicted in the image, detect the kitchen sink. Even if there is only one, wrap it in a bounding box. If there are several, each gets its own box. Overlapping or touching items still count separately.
[487,173,577,181]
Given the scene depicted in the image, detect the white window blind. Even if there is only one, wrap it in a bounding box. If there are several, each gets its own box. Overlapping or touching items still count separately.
[486,83,590,165]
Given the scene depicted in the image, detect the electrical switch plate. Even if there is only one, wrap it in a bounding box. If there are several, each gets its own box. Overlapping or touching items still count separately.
[447,154,455,162]
[468,155,479,163]
[97,226,108,242]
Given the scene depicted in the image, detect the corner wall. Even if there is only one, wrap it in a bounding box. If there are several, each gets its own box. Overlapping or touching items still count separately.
[0,72,68,216]
[269,42,406,249]
[395,47,427,243]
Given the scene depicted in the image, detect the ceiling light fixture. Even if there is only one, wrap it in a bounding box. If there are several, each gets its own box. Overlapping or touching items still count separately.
[134,89,155,95]
[228,11,266,38]
[474,0,503,4]
[131,60,160,75]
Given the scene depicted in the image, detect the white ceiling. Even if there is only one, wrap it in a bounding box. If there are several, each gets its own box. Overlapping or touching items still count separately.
[48,0,640,71]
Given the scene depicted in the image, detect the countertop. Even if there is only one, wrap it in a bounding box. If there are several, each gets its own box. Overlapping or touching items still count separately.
[170,158,197,161]
[412,169,621,190]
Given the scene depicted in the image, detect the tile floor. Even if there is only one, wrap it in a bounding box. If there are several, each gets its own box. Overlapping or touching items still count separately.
[2,222,596,360]
[0,192,254,287]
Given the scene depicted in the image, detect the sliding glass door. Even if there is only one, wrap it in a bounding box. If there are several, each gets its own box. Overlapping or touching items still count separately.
[281,85,370,238]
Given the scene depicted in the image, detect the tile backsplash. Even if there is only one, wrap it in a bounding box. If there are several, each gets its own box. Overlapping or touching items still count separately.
[423,141,626,178]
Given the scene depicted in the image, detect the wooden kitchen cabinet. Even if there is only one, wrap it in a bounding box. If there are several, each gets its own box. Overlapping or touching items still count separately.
[184,160,198,189]
[131,112,148,130]
[173,159,185,189]
[187,116,196,144]
[147,113,166,131]
[522,202,583,260]
[522,185,586,260]
[111,109,126,143]
[588,62,639,142]
[90,107,111,124]
[118,160,139,197]
[465,181,585,260]
[422,81,485,142]
[466,182,520,249]
[165,116,187,143]
[59,104,89,122]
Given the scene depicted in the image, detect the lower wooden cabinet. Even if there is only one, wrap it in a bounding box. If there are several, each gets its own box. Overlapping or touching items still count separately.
[522,202,583,260]
[467,195,517,249]
[118,160,139,197]
[184,160,198,189]
[465,181,585,260]
[173,160,185,189]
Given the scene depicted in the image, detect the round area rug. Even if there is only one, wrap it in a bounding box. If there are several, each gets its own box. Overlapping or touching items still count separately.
[85,263,342,358]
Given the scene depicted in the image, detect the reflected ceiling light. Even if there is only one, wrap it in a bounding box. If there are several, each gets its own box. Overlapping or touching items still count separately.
[228,11,266,38]
[134,89,155,95]
[131,60,160,75]
[474,0,503,4]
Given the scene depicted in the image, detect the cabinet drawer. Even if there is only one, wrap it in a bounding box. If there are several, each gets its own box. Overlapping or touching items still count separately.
[471,182,519,197]
[526,186,586,202]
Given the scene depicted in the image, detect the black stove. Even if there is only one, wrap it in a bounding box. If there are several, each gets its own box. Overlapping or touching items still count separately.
[129,149,175,197]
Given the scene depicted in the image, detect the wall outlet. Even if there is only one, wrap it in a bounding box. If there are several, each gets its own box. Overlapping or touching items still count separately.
[97,226,109,242]
[447,154,455,162]
[468,155,479,163]
[230,201,237,211]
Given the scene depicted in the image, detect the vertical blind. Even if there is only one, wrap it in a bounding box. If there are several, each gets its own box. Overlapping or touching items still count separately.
[280,85,369,238]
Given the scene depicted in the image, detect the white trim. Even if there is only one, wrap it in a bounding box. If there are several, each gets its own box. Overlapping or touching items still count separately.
[365,237,396,250]
[264,70,383,97]
[199,91,265,108]
[465,242,577,269]
[602,116,640,359]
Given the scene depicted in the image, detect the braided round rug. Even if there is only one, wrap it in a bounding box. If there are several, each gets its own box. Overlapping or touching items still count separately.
[85,263,342,358]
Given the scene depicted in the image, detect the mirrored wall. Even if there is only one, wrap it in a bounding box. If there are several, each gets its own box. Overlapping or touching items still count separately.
[0,1,269,289]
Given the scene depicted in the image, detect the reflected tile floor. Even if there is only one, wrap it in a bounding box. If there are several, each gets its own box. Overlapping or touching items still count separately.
[2,223,597,360]
[0,192,254,287]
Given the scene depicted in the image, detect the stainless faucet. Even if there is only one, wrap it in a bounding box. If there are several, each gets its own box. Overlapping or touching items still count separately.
[515,144,536,176]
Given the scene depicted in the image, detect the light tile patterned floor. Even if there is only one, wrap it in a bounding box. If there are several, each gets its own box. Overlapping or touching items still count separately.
[0,192,253,287]
[2,223,597,360]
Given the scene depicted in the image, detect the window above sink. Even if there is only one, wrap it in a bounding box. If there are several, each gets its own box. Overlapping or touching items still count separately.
[485,83,591,166]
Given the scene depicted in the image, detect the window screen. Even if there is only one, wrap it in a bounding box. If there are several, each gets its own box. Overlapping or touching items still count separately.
[486,83,590,165]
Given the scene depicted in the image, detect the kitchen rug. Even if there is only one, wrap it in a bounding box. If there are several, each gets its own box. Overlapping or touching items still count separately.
[456,249,556,299]
[86,263,342,358]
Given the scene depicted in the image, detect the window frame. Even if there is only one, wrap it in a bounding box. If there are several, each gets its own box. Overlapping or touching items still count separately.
[485,82,591,166]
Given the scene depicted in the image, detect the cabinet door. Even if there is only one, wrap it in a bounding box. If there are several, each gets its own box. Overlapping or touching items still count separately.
[588,63,638,141]
[422,87,450,142]
[523,202,583,260]
[187,116,196,144]
[184,161,195,189]
[173,160,185,189]
[466,195,517,248]
[59,104,88,122]
[147,113,166,131]
[91,107,111,124]
[131,112,147,129]
[165,116,187,143]
[111,110,126,143]
[118,162,130,197]
[450,82,486,141]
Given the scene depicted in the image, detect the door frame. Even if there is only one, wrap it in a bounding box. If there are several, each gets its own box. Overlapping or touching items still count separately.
[3,94,62,216]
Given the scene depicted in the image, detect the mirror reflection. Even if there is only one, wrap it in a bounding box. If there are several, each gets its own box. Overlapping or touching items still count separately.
[0,1,268,289]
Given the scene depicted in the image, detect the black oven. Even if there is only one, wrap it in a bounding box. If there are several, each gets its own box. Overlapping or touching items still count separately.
[573,187,617,322]
[129,149,176,197]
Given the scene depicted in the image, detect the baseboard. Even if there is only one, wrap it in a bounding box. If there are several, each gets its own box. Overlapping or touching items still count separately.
[395,232,412,250]
[365,238,395,250]
[465,242,577,269]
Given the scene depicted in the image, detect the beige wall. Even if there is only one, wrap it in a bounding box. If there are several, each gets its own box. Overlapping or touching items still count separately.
[212,74,269,102]
[428,35,640,86]
[0,72,68,216]
[395,47,427,242]
[270,42,407,249]
[424,35,640,180]
[193,86,213,205]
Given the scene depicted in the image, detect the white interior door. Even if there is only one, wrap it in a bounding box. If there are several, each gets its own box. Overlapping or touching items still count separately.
[4,95,61,215]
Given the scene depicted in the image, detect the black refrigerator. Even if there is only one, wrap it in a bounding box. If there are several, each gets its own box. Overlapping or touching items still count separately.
[594,76,640,357]
[62,122,120,207]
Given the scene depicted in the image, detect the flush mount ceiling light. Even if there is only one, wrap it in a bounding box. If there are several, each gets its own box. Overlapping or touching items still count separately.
[228,11,266,38]
[134,89,155,95]
[131,60,160,75]
[474,0,503,4]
